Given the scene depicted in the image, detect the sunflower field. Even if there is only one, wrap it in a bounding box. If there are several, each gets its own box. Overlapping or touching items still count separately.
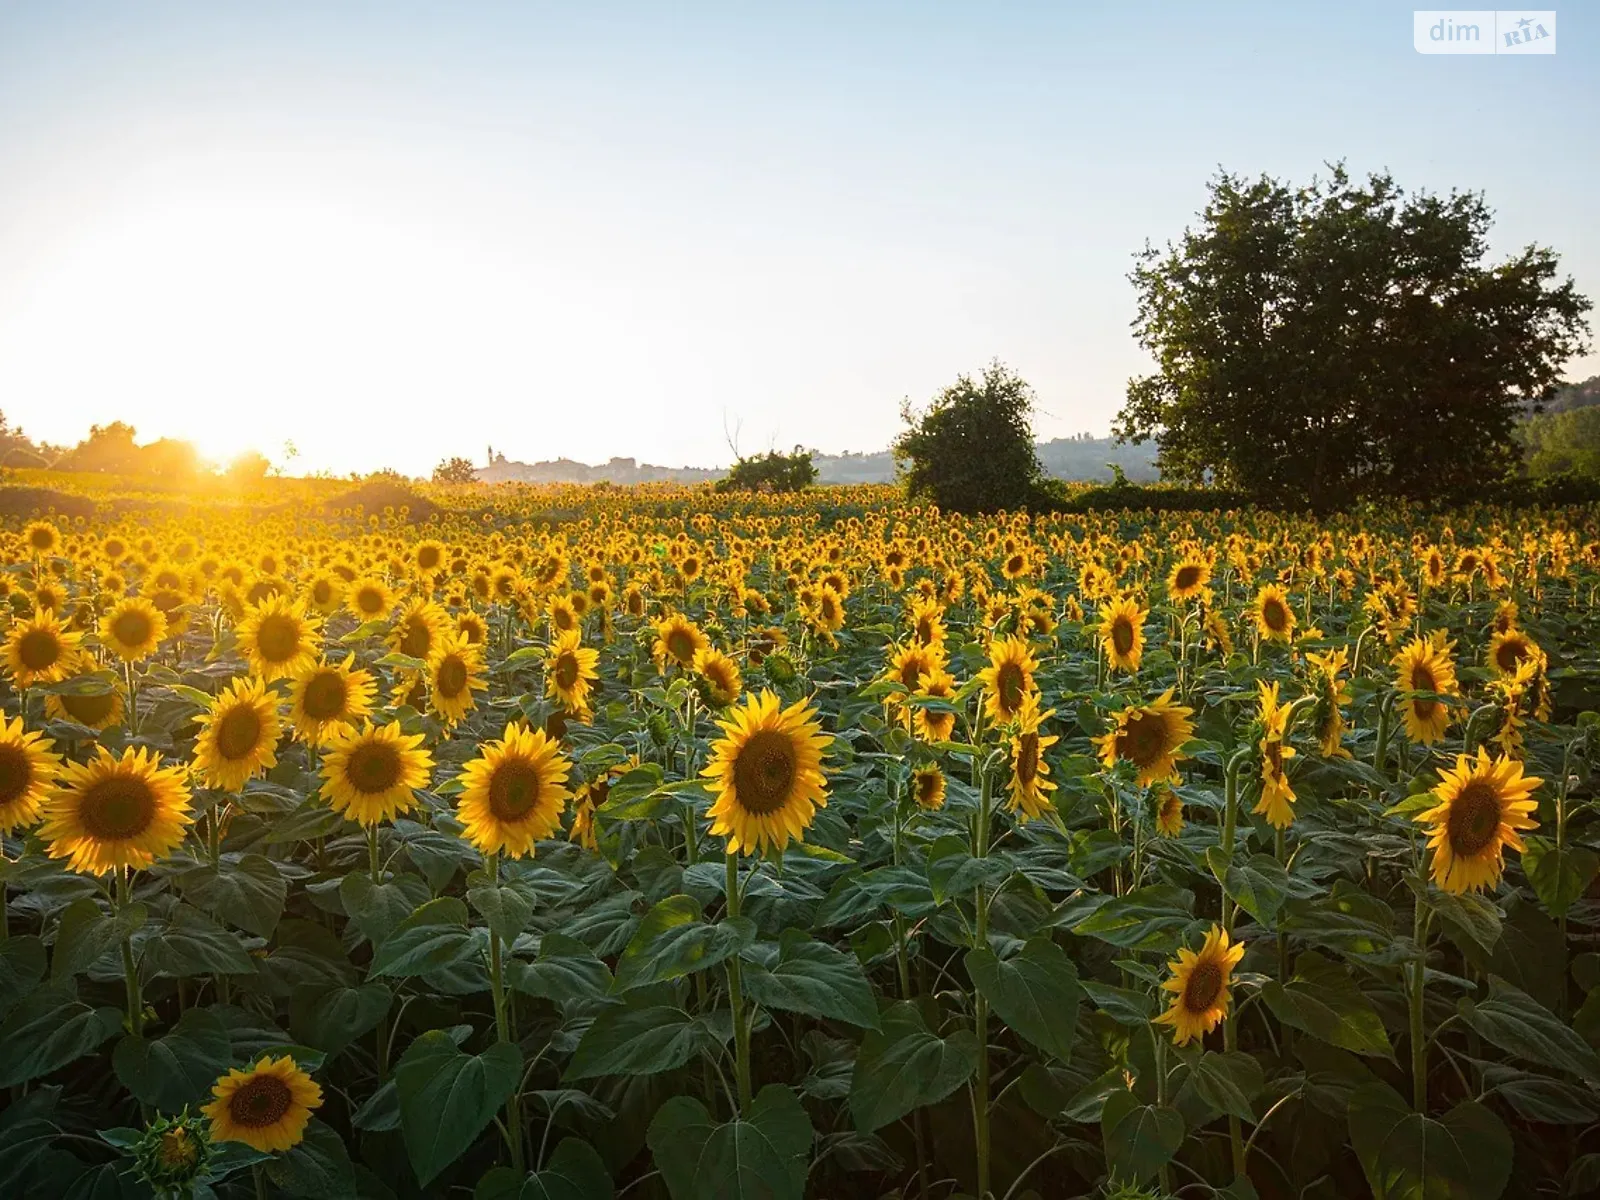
[3,483,1600,1200]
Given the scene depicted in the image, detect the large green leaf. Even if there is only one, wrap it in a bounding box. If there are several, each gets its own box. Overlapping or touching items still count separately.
[965,934,1082,1062]
[1205,848,1306,928]
[475,1138,614,1200]
[143,904,257,977]
[177,855,287,938]
[395,1030,522,1187]
[1348,1081,1512,1200]
[1101,1091,1185,1185]
[340,872,430,947]
[264,1117,357,1198]
[290,983,392,1057]
[369,898,482,979]
[647,1084,812,1200]
[1173,1050,1263,1124]
[1457,976,1600,1082]
[741,930,879,1029]
[468,876,538,948]
[850,1001,979,1132]
[565,1004,721,1080]
[1521,836,1599,920]
[508,934,614,1013]
[0,935,46,1018]
[0,983,122,1087]
[612,894,755,992]
[112,1007,233,1111]
[1261,950,1393,1057]
[1412,883,1503,959]
[1072,885,1194,952]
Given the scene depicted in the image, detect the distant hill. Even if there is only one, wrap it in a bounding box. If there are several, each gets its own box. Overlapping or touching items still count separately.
[1541,374,1600,414]
[476,435,1159,486]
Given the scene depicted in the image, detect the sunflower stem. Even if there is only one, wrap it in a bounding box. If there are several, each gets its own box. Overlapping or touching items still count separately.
[723,850,752,1115]
[1410,891,1432,1113]
[117,867,143,1037]
[972,760,993,1200]
[484,855,526,1171]
[1220,748,1250,1181]
[367,823,381,885]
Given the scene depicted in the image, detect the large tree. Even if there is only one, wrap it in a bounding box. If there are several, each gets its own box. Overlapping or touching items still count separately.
[895,361,1042,513]
[1115,166,1592,507]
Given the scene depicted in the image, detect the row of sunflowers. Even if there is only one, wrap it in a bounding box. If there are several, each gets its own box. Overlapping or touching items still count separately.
[1,486,1598,1199]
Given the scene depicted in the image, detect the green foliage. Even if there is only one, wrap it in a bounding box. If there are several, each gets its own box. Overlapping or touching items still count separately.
[434,455,481,484]
[895,360,1043,513]
[1118,165,1593,508]
[1521,395,1600,477]
[715,446,818,494]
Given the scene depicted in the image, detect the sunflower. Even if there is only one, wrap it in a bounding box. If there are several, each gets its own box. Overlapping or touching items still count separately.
[1416,748,1541,894]
[885,642,943,727]
[908,598,947,650]
[1098,595,1147,674]
[389,598,450,663]
[23,520,61,556]
[4,609,83,687]
[654,613,709,671]
[44,681,125,731]
[236,595,322,683]
[1487,629,1539,678]
[456,610,489,646]
[1252,681,1296,829]
[1095,689,1196,787]
[1153,786,1184,837]
[693,646,742,708]
[455,722,573,858]
[346,577,394,622]
[977,636,1038,725]
[1167,554,1211,602]
[1305,647,1352,758]
[96,596,168,662]
[811,585,846,636]
[287,656,377,745]
[192,677,282,792]
[304,571,345,617]
[545,629,601,718]
[320,722,434,827]
[912,667,959,743]
[911,763,946,811]
[702,690,832,856]
[1252,584,1296,643]
[202,1055,323,1153]
[0,715,62,833]
[1154,925,1246,1046]
[428,633,486,726]
[1006,694,1059,820]
[548,594,580,636]
[41,745,194,875]
[1392,634,1457,745]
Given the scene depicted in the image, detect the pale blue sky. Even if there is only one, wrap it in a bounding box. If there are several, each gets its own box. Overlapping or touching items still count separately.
[0,1,1594,475]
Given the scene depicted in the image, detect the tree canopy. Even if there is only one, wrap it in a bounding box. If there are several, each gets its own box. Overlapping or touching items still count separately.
[1115,166,1592,507]
[714,447,817,494]
[895,361,1042,513]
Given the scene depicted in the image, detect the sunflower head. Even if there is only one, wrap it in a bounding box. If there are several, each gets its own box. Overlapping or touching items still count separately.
[1007,694,1060,820]
[547,629,601,718]
[911,763,947,811]
[429,633,486,727]
[693,646,743,708]
[1253,584,1296,644]
[1095,689,1196,787]
[456,722,574,858]
[654,613,709,671]
[977,636,1038,725]
[202,1055,323,1153]
[1167,554,1211,601]
[702,690,832,856]
[44,678,126,732]
[288,656,377,745]
[193,677,283,792]
[0,714,62,834]
[1488,629,1538,678]
[1417,748,1541,894]
[1153,787,1184,837]
[320,721,434,827]
[1154,924,1245,1045]
[1098,594,1148,674]
[1393,634,1458,745]
[4,609,83,687]
[40,745,194,875]
[237,595,322,682]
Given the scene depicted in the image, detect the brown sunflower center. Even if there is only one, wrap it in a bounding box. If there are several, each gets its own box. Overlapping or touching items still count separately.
[1445,780,1503,858]
[345,741,402,794]
[916,617,936,643]
[1111,618,1135,656]
[356,587,385,615]
[435,656,468,699]
[0,742,34,805]
[732,730,798,815]
[1118,711,1170,768]
[255,614,301,663]
[1183,961,1224,1012]
[554,653,580,691]
[1174,565,1201,591]
[79,776,157,840]
[488,760,542,821]
[216,704,263,760]
[29,528,55,551]
[312,580,334,605]
[996,662,1024,714]
[418,546,442,571]
[1495,640,1529,673]
[1015,732,1040,784]
[1261,599,1289,633]
[302,672,348,720]
[17,630,61,671]
[1411,666,1438,719]
[112,609,154,647]
[62,690,116,725]
[227,1075,293,1129]
[399,619,432,659]
[916,771,942,806]
[666,629,695,664]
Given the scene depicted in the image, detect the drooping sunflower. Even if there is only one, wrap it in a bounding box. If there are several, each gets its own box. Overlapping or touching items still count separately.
[654,613,709,671]
[1252,584,1296,644]
[4,609,83,687]
[0,714,62,833]
[455,722,574,858]
[1153,786,1184,837]
[1166,554,1211,602]
[44,680,125,731]
[202,1055,323,1153]
[912,667,959,743]
[428,633,486,726]
[236,595,322,682]
[99,595,169,661]
[1305,647,1353,758]
[1416,748,1541,894]
[547,629,601,718]
[692,645,743,708]
[977,636,1038,725]
[287,656,377,745]
[1098,595,1147,674]
[320,721,434,827]
[911,763,946,811]
[1006,694,1059,820]
[192,677,283,792]
[1154,924,1246,1046]
[1252,681,1296,829]
[1392,634,1458,745]
[702,689,832,856]
[1095,689,1196,787]
[41,745,194,875]
[1487,629,1539,679]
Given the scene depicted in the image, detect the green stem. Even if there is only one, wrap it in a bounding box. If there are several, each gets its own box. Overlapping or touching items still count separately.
[973,760,993,1199]
[1155,1037,1171,1194]
[1220,748,1250,1179]
[1410,894,1432,1112]
[724,851,752,1114]
[117,868,143,1037]
[486,855,525,1172]
[368,823,382,885]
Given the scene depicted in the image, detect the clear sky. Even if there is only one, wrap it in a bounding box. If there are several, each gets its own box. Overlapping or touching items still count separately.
[0,1,1594,477]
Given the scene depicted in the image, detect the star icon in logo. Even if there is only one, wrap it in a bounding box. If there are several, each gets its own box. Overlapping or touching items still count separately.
[1516,16,1533,29]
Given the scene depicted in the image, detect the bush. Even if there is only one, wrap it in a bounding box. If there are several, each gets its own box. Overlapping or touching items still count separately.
[714,448,818,494]
[895,361,1042,514]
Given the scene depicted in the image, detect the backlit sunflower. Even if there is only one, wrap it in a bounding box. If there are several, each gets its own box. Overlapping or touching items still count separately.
[884,642,943,727]
[977,636,1038,725]
[320,722,433,827]
[23,520,61,556]
[547,629,601,718]
[702,689,832,856]
[99,596,168,661]
[654,613,709,671]
[1006,694,1059,820]
[1487,629,1539,678]
[41,745,194,875]
[1252,681,1296,829]
[304,571,345,617]
[1166,554,1211,602]
[1416,748,1540,894]
[1252,584,1296,644]
[192,677,282,792]
[455,722,573,858]
[1095,689,1196,787]
[911,763,946,811]
[1154,924,1245,1046]
[389,598,450,663]
[693,645,742,708]
[1098,595,1147,674]
[428,633,486,726]
[4,609,83,687]
[1154,786,1184,837]
[1305,647,1352,758]
[202,1055,322,1153]
[236,595,322,682]
[912,667,959,742]
[346,577,394,623]
[908,597,947,651]
[44,681,125,731]
[287,656,377,745]
[1392,634,1457,745]
[0,714,62,833]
